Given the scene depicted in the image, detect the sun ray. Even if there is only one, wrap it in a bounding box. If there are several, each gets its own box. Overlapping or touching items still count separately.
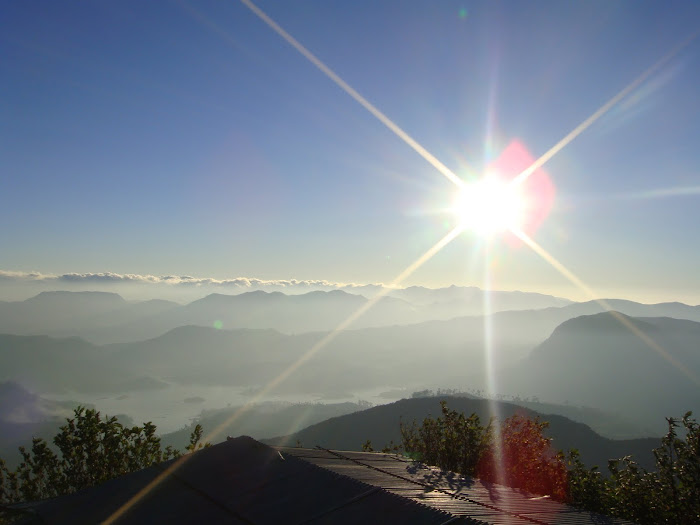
[511,228,700,387]
[511,30,699,188]
[482,243,505,485]
[197,225,463,444]
[240,0,465,188]
[103,226,462,524]
[620,185,700,200]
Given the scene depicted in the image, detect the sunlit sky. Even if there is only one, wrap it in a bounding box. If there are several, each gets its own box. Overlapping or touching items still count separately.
[2,1,699,304]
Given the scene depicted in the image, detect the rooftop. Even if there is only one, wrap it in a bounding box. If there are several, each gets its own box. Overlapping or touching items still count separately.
[9,437,633,524]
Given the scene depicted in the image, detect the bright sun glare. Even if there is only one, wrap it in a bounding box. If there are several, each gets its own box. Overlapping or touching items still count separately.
[452,176,527,236]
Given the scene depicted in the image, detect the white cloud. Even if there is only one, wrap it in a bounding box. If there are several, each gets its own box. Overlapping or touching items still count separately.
[0,269,387,294]
[0,270,48,281]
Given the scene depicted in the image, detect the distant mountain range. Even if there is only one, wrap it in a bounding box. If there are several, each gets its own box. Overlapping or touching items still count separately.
[2,290,699,348]
[0,288,575,343]
[263,396,661,472]
[1,288,699,447]
[1,286,697,500]
[2,305,697,433]
[0,291,179,343]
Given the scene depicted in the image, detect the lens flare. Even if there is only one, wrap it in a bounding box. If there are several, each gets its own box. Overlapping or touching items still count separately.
[454,140,555,241]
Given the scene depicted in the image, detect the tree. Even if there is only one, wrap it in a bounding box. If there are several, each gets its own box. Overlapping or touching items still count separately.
[400,401,491,476]
[570,411,700,524]
[565,449,609,515]
[476,414,568,500]
[400,403,566,497]
[652,412,700,522]
[394,402,700,523]
[0,406,207,506]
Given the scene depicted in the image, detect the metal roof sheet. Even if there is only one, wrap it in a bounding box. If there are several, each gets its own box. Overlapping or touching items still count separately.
[10,437,458,525]
[276,446,635,525]
[7,437,634,525]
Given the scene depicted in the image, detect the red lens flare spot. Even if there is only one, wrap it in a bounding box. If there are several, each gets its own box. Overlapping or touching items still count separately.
[490,140,555,243]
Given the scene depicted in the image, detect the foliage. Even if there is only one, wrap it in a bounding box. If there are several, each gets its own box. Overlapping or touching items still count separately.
[397,402,699,524]
[0,406,207,507]
[565,449,609,514]
[362,439,402,454]
[476,414,568,500]
[569,411,700,524]
[401,401,491,476]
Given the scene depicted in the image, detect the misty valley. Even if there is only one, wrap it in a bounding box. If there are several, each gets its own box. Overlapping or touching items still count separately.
[2,287,698,473]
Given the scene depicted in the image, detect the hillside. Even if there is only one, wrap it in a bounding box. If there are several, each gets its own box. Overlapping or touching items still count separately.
[0,319,531,395]
[0,382,86,468]
[160,400,371,450]
[0,334,113,392]
[263,396,660,471]
[501,312,700,433]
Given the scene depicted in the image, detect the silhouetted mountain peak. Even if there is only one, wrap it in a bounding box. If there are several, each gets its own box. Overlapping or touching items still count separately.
[299,290,363,301]
[554,311,656,334]
[26,290,125,305]
[156,324,283,341]
[132,298,179,307]
[240,290,285,299]
[202,290,286,303]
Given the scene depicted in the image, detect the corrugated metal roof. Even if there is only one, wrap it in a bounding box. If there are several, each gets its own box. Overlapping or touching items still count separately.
[276,447,635,525]
[7,437,634,524]
[10,437,460,524]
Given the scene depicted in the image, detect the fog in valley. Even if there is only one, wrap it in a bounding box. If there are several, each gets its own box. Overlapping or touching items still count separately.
[2,286,698,469]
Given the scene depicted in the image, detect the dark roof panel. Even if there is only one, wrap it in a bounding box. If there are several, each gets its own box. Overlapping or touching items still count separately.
[13,437,457,525]
[277,447,635,525]
[9,438,634,525]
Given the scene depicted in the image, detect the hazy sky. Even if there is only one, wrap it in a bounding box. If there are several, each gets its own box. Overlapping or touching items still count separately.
[2,1,699,304]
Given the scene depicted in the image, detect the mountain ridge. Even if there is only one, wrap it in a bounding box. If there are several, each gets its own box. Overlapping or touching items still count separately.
[3,288,699,345]
[262,396,660,471]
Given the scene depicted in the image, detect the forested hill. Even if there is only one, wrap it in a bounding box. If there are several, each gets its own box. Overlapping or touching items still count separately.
[264,396,660,471]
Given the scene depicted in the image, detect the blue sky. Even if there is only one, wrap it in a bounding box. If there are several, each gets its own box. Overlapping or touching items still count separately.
[1,0,699,303]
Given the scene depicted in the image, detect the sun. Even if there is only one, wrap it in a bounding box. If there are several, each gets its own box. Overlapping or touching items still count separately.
[451,175,528,236]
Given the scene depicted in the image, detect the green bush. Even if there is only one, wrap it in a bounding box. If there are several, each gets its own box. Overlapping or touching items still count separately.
[570,412,700,524]
[398,402,699,524]
[400,401,491,476]
[0,407,206,506]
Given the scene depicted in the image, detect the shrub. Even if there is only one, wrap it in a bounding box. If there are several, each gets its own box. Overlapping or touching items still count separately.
[0,406,206,506]
[476,414,568,500]
[400,401,491,476]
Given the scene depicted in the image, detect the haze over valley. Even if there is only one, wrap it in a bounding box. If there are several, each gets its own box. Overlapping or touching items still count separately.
[1,286,698,465]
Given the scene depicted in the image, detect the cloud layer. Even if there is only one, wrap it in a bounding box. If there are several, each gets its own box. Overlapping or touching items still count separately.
[0,269,386,294]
